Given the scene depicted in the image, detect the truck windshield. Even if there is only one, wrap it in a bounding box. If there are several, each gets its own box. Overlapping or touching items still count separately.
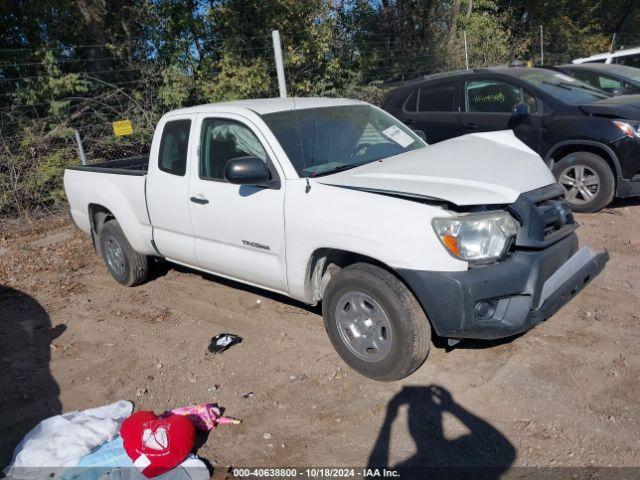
[509,68,611,105]
[261,105,426,177]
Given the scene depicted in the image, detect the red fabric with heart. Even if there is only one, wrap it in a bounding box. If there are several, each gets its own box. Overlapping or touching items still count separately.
[120,411,196,478]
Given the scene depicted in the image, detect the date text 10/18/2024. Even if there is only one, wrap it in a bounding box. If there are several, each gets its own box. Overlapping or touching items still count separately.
[232,468,400,478]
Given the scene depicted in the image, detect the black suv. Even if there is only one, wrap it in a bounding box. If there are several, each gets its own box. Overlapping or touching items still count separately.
[382,67,640,212]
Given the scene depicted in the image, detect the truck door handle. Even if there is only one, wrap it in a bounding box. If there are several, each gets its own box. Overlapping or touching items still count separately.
[464,122,480,130]
[190,196,209,205]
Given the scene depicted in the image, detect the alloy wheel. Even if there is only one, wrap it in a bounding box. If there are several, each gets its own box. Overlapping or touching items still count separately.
[558,164,600,205]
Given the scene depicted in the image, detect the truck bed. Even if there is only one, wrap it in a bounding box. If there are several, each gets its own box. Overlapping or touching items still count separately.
[66,155,149,176]
[64,155,154,255]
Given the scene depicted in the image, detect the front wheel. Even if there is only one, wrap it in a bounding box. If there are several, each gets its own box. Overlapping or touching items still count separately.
[552,151,615,213]
[322,263,431,381]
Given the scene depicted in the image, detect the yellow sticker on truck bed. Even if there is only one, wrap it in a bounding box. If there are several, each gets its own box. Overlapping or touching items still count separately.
[112,120,133,136]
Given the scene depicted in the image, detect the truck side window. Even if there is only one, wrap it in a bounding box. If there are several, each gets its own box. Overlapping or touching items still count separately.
[158,119,191,176]
[418,82,456,111]
[465,80,538,114]
[200,118,269,180]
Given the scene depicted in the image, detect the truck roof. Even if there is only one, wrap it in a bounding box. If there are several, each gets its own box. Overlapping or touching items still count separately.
[164,97,367,117]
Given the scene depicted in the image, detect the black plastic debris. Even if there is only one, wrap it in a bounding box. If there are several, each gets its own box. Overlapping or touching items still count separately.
[208,333,243,354]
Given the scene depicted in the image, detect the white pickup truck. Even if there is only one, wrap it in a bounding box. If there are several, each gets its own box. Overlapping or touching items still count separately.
[64,97,608,381]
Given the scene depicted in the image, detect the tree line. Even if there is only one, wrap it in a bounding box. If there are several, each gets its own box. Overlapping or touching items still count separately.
[1,0,639,216]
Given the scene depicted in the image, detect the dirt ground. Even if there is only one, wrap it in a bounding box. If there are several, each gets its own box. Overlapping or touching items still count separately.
[1,200,640,476]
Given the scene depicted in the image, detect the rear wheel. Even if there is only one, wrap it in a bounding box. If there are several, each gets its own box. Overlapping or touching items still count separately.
[552,151,615,213]
[99,220,149,286]
[322,263,431,381]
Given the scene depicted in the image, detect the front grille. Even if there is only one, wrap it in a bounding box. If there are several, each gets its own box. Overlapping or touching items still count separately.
[510,184,577,249]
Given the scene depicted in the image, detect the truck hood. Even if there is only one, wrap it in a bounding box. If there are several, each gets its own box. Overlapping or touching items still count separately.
[318,130,556,206]
[579,94,640,119]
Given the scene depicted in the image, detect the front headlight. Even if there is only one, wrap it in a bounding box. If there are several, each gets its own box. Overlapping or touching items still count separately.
[613,120,640,138]
[432,211,519,263]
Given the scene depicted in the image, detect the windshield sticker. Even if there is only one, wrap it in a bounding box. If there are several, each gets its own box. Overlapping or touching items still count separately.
[382,125,414,148]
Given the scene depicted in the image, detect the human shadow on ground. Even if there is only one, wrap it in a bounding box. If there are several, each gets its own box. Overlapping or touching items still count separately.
[368,385,516,480]
[0,286,64,467]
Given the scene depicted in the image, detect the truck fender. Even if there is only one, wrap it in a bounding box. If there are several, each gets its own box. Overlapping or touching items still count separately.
[83,183,154,256]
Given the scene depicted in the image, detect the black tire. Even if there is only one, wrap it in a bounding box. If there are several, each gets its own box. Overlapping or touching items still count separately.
[98,220,149,287]
[552,151,615,213]
[322,263,431,381]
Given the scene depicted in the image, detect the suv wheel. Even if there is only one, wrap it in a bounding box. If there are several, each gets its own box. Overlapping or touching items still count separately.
[322,263,431,381]
[99,220,149,286]
[552,151,615,213]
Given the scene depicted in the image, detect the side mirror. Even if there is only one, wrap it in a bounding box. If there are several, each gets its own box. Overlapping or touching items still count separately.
[224,156,271,185]
[512,102,530,119]
[412,129,427,141]
[611,87,625,96]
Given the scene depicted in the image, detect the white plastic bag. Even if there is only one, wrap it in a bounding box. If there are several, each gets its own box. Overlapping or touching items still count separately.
[4,400,133,479]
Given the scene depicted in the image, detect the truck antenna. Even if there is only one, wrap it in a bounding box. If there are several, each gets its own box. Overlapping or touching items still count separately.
[305,177,311,193]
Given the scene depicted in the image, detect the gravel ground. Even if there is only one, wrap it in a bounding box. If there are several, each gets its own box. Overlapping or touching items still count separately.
[1,201,640,475]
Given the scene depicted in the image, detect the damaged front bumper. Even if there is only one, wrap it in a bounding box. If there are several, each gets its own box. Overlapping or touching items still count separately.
[398,233,609,340]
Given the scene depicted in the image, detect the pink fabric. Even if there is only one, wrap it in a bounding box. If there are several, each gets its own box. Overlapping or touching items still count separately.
[161,403,239,431]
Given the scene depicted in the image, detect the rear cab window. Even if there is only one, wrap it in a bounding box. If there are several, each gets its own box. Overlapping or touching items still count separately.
[158,119,191,176]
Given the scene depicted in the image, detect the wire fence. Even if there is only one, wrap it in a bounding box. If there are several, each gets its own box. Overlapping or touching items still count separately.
[2,28,640,217]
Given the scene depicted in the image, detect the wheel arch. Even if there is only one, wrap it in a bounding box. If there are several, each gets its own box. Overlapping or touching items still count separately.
[88,203,116,255]
[304,248,407,305]
[82,186,155,257]
[545,140,621,184]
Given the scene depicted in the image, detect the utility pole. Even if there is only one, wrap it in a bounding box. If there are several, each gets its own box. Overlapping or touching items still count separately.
[272,30,287,98]
[74,129,87,165]
[610,33,617,53]
[540,25,544,65]
[463,31,469,70]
